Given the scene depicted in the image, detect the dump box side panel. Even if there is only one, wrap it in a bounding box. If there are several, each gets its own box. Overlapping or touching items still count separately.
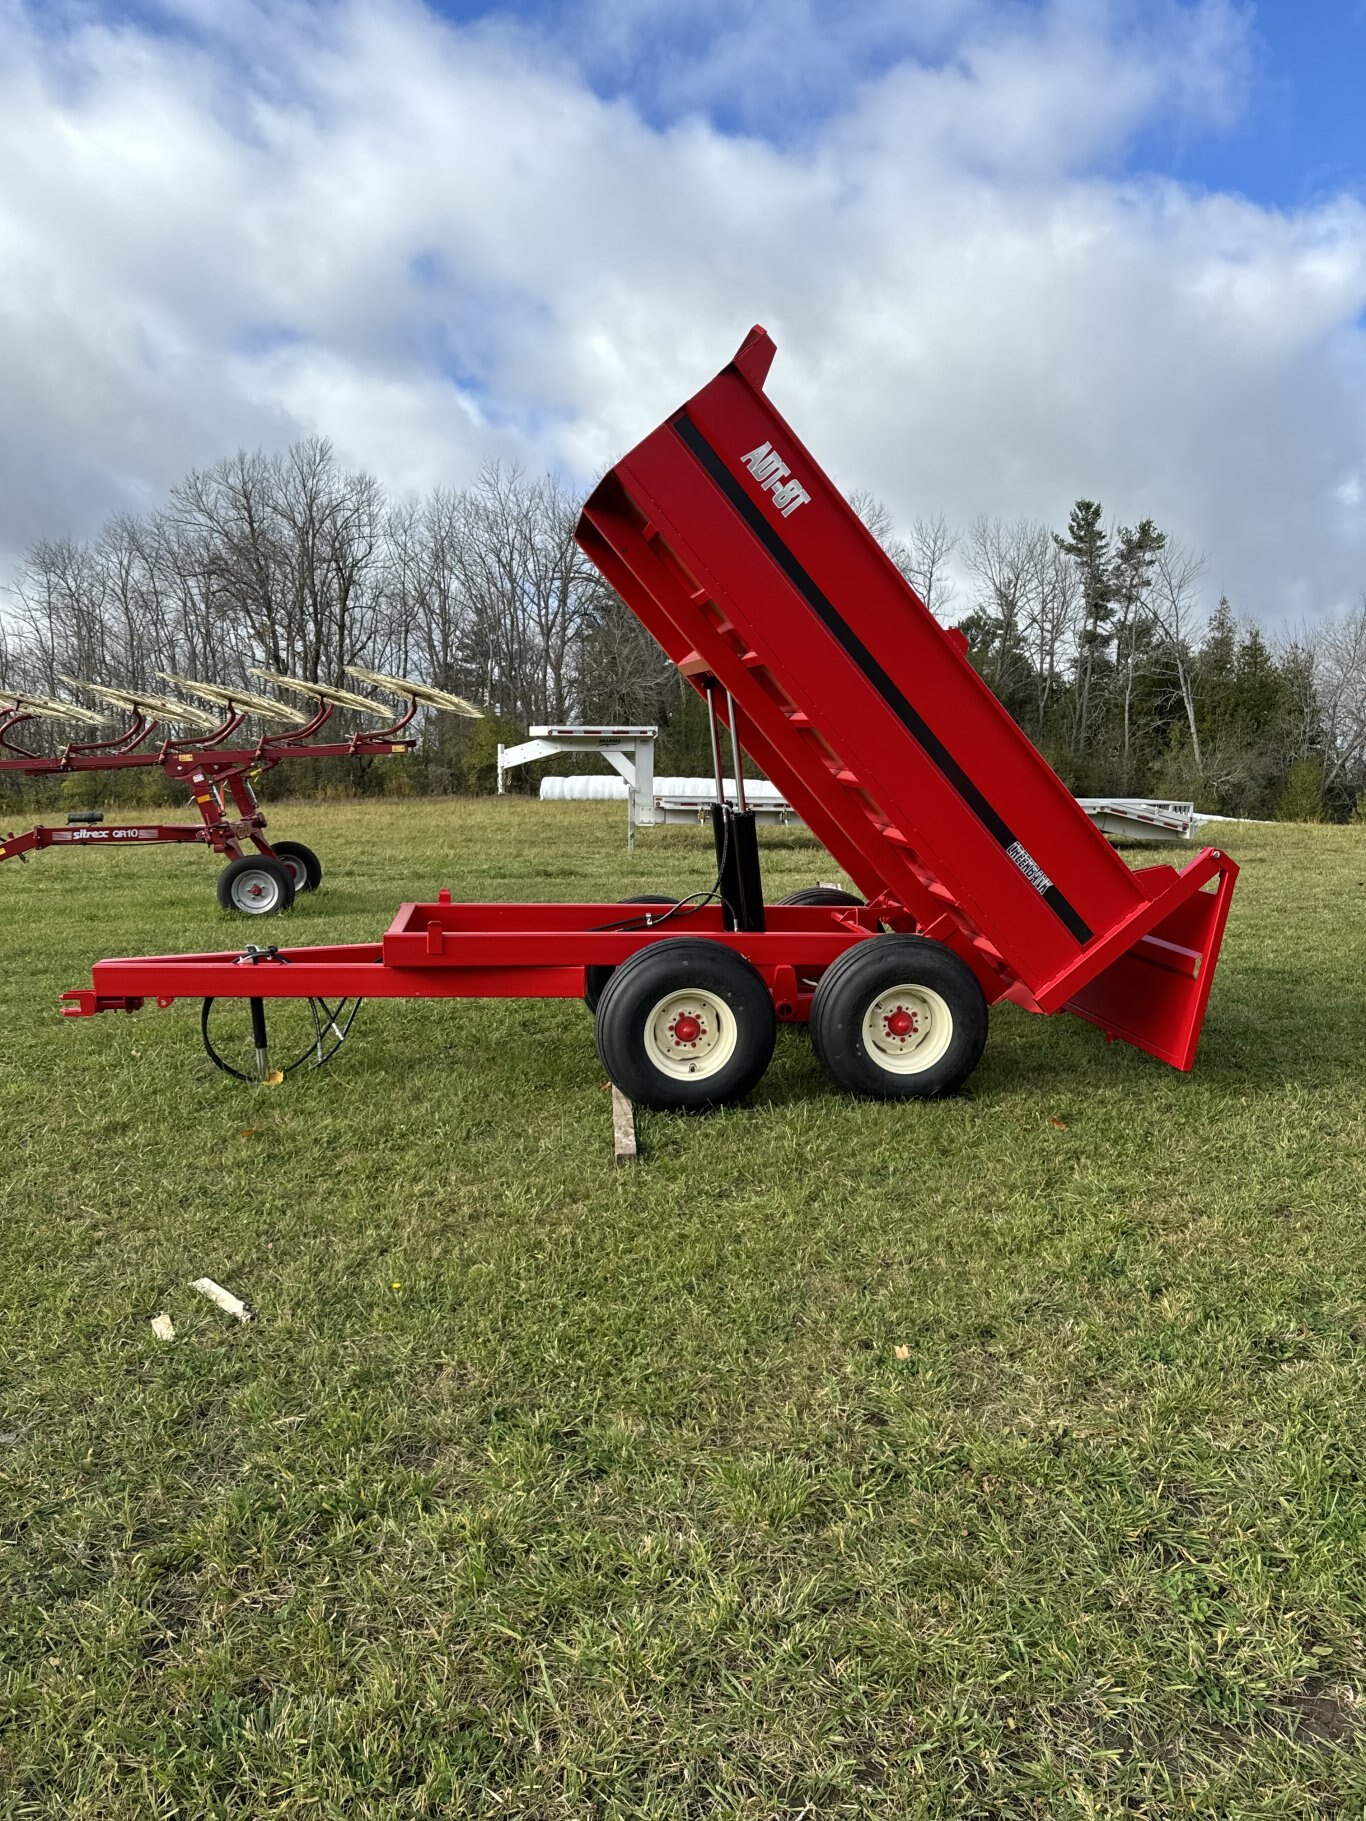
[577,328,1238,1061]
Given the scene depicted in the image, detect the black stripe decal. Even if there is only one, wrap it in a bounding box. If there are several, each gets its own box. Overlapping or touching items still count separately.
[672,414,1093,945]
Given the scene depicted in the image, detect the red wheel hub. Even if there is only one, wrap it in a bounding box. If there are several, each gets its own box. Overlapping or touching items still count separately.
[671,1012,703,1045]
[885,1006,917,1039]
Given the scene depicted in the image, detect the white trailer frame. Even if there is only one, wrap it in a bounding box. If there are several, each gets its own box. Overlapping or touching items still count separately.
[1075,799,1197,842]
[499,727,1198,848]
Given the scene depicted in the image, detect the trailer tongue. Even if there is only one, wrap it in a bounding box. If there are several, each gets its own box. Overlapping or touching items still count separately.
[62,328,1237,1107]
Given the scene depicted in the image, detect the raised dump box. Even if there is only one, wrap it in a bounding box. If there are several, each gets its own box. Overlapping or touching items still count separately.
[62,328,1236,1107]
[576,326,1236,1071]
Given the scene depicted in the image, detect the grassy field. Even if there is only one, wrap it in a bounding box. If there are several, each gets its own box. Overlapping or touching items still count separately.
[2,798,1365,1819]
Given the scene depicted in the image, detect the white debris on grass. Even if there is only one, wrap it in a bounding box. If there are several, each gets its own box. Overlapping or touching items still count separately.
[190,1277,254,1323]
[150,1313,176,1342]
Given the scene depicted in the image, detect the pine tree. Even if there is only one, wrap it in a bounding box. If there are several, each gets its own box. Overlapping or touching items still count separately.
[1277,758,1324,822]
[1111,518,1166,787]
[1196,594,1237,764]
[1054,500,1114,761]
[1232,625,1283,746]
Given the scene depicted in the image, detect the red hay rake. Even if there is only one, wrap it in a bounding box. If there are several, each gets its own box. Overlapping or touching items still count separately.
[61,329,1237,1106]
[1,668,480,912]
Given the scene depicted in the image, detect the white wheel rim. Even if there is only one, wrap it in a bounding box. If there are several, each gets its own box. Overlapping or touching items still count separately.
[280,855,306,888]
[231,868,282,913]
[860,983,954,1074]
[642,988,738,1081]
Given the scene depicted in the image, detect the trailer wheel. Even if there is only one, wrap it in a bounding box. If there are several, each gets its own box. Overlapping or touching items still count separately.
[217,855,296,916]
[810,936,987,1100]
[594,939,776,1112]
[776,886,864,907]
[584,897,677,1012]
[270,840,322,893]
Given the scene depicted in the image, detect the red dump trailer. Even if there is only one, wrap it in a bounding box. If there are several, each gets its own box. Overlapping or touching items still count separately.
[61,329,1237,1107]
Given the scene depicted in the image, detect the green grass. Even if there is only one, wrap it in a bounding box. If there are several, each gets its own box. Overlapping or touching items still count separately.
[2,799,1365,1818]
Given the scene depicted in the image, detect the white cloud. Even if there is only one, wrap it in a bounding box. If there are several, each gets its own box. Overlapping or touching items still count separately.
[0,0,1363,626]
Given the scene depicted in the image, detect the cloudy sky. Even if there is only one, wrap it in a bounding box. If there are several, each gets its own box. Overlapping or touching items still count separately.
[1,0,1364,625]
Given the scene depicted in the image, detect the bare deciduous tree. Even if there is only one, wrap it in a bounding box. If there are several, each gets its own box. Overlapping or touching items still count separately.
[1303,601,1366,792]
[846,492,959,619]
[905,513,959,621]
[1148,540,1209,778]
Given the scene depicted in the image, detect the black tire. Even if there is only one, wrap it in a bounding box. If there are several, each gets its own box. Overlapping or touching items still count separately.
[810,935,987,1101]
[594,938,777,1112]
[270,840,322,893]
[584,897,677,1013]
[216,855,296,916]
[776,886,864,907]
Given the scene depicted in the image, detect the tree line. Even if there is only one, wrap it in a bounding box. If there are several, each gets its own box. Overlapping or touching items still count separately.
[2,439,1364,821]
[947,505,1365,821]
